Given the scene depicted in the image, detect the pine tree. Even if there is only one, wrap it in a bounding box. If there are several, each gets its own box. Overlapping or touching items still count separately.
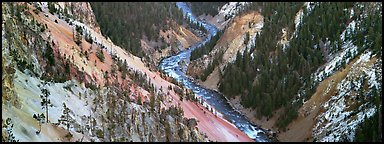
[58,102,74,131]
[97,49,105,63]
[2,118,19,142]
[244,32,250,45]
[32,113,45,134]
[40,82,53,123]
[48,2,57,14]
[150,94,155,112]
[45,43,55,66]
[137,95,142,105]
[65,59,70,76]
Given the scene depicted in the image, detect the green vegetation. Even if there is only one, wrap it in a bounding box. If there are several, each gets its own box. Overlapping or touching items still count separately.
[15,4,27,22]
[117,59,128,79]
[150,94,155,112]
[354,86,382,142]
[2,118,19,142]
[354,108,382,142]
[96,129,104,138]
[48,2,57,14]
[199,50,224,81]
[45,43,55,66]
[128,70,156,94]
[58,102,74,131]
[186,17,207,35]
[39,82,53,123]
[43,41,72,83]
[32,113,45,134]
[137,95,142,105]
[65,132,73,139]
[189,2,226,17]
[244,32,250,45]
[90,2,184,58]
[85,32,93,44]
[74,25,83,45]
[65,59,71,75]
[6,3,72,83]
[217,2,374,129]
[190,30,222,61]
[10,48,33,72]
[351,3,382,57]
[96,49,105,63]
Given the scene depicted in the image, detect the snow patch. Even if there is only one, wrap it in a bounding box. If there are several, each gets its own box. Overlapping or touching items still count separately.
[305,2,316,13]
[291,2,317,46]
[219,2,250,20]
[313,49,381,142]
[312,40,358,83]
[352,51,371,67]
[293,9,304,38]
[312,17,358,83]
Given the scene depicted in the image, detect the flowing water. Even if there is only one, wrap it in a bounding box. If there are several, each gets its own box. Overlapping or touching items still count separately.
[159,2,270,142]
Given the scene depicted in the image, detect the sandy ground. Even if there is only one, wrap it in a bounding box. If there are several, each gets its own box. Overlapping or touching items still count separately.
[182,100,252,142]
[226,89,316,142]
[175,26,202,48]
[228,96,280,130]
[200,66,220,91]
[143,25,202,65]
[220,12,263,63]
[198,13,229,31]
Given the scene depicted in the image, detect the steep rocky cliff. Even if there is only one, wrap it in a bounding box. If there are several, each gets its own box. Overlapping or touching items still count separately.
[1,2,207,142]
[187,10,263,90]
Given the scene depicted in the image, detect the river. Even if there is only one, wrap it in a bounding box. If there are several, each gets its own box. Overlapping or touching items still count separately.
[159,2,270,142]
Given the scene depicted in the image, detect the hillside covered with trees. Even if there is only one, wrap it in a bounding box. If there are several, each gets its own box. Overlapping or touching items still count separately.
[90,2,184,58]
[218,2,381,129]
[189,2,226,17]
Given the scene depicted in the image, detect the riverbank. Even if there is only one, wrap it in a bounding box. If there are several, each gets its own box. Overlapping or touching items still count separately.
[138,69,253,142]
[158,2,265,142]
[227,96,281,141]
[227,95,319,142]
[188,77,272,141]
[181,99,254,142]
